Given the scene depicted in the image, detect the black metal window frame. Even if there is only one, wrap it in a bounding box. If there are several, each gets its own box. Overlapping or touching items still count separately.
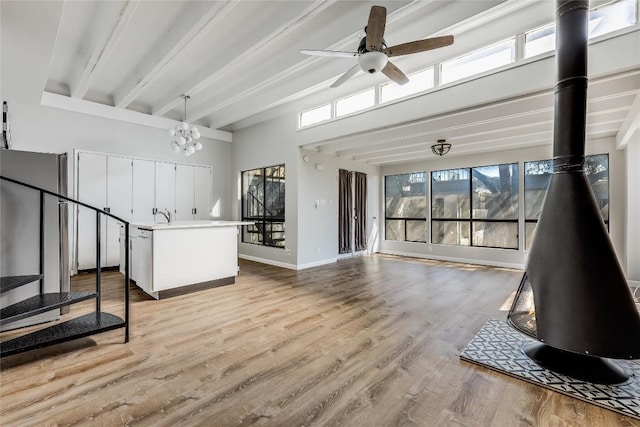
[524,154,609,250]
[430,163,519,250]
[384,172,427,243]
[241,164,285,248]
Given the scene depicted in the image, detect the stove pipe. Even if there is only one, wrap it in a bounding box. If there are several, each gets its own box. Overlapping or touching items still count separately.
[508,0,640,380]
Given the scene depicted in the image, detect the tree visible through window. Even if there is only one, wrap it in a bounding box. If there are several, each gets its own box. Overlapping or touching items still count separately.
[385,172,427,242]
[431,164,519,249]
[241,165,285,248]
[524,154,608,249]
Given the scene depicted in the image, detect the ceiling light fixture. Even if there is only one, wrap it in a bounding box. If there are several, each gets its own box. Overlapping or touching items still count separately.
[431,139,451,156]
[358,51,388,74]
[169,94,201,156]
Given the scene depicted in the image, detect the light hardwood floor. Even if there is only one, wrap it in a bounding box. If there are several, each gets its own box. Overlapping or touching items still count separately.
[1,255,638,426]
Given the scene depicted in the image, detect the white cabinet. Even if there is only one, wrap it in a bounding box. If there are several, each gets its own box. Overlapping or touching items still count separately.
[77,153,107,270]
[194,166,212,220]
[76,151,214,271]
[77,153,133,269]
[175,164,195,221]
[132,229,152,294]
[106,156,132,266]
[125,223,243,299]
[155,162,176,217]
[132,159,155,222]
[119,226,130,275]
[175,165,213,221]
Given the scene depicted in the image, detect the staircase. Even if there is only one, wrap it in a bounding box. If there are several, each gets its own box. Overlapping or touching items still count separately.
[245,181,285,247]
[1,176,130,358]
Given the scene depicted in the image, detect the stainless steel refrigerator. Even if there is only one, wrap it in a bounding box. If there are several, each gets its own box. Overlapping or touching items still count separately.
[1,149,69,330]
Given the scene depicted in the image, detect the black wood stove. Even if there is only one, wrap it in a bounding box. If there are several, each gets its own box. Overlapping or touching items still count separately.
[507,0,640,385]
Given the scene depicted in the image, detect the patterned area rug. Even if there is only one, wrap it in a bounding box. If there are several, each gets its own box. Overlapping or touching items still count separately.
[460,319,640,420]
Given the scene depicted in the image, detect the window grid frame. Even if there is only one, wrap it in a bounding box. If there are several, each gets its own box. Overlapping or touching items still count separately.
[241,164,286,249]
[523,154,610,250]
[384,172,427,243]
[430,163,519,250]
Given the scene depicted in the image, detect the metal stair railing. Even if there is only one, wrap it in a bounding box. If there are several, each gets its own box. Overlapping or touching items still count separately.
[0,175,130,354]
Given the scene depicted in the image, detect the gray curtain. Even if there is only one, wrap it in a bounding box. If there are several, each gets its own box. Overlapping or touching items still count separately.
[354,172,367,251]
[338,169,352,254]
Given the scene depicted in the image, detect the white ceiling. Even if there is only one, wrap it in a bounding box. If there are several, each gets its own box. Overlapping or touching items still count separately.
[5,0,640,164]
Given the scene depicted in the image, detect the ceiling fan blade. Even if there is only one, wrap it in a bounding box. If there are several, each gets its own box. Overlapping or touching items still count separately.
[366,6,386,51]
[383,35,454,57]
[331,64,360,88]
[381,61,409,85]
[300,49,358,58]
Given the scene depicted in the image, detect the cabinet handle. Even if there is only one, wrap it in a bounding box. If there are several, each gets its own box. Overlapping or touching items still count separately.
[192,208,196,215]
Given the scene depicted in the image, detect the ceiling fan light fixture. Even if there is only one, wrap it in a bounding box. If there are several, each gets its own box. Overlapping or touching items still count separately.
[431,139,452,156]
[358,51,388,74]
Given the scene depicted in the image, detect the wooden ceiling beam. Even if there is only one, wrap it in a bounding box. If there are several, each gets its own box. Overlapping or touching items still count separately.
[71,0,140,99]
[152,0,339,118]
[114,1,238,109]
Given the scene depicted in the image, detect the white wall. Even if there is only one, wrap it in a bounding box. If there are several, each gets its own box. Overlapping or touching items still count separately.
[231,115,300,268]
[297,149,380,268]
[232,115,380,270]
[380,138,628,270]
[3,103,232,219]
[626,135,640,284]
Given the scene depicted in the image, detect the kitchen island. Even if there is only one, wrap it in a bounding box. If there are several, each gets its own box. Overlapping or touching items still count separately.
[123,220,251,299]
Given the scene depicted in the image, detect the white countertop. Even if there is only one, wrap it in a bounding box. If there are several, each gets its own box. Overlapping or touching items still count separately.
[134,220,253,230]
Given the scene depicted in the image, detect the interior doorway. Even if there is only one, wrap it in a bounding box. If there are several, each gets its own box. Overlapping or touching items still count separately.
[338,169,367,256]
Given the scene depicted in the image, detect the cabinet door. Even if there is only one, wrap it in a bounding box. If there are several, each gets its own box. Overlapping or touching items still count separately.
[133,231,152,294]
[194,166,212,219]
[77,152,107,270]
[175,164,195,221]
[106,156,132,266]
[132,159,155,222]
[155,162,176,217]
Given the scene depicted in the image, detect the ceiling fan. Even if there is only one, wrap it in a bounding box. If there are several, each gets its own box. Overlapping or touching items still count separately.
[300,5,454,88]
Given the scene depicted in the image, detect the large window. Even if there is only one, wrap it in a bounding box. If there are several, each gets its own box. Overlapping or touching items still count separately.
[385,172,427,242]
[431,164,518,249]
[431,169,471,245]
[241,165,285,248]
[524,154,609,249]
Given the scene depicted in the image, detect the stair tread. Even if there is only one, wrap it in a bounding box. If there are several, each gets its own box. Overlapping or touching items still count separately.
[1,292,97,325]
[0,275,42,294]
[1,312,125,358]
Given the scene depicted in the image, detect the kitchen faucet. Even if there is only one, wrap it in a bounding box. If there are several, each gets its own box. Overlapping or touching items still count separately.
[155,208,171,223]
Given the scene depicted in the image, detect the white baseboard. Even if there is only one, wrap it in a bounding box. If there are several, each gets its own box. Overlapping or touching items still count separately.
[297,258,337,270]
[628,279,640,287]
[239,254,337,271]
[239,254,297,270]
[380,250,525,270]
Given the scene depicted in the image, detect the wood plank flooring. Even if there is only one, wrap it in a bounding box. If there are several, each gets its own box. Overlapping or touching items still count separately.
[1,255,638,426]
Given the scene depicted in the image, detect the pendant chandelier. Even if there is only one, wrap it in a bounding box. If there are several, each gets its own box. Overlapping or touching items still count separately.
[169,94,202,156]
[431,139,451,156]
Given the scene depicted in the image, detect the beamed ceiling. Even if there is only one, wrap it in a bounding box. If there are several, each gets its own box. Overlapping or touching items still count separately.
[9,0,639,164]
